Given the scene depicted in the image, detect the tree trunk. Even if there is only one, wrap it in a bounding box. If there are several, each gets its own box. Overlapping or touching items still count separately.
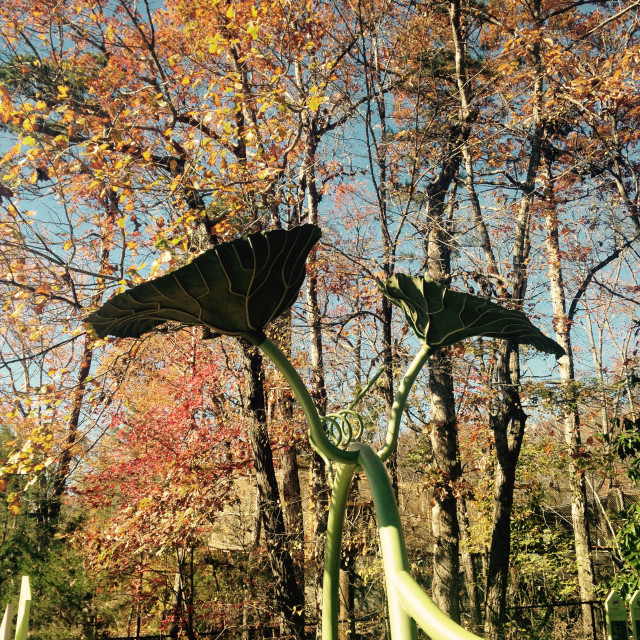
[281,445,304,575]
[272,313,305,581]
[484,342,527,640]
[484,459,517,634]
[427,350,461,624]
[543,186,595,638]
[240,340,305,639]
[381,294,398,497]
[310,452,330,639]
[338,555,355,640]
[167,546,186,639]
[425,172,462,622]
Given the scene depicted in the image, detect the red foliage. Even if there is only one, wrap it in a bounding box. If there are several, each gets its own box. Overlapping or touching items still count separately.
[77,346,250,573]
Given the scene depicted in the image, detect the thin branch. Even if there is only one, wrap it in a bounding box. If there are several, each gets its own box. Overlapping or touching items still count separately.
[0,279,83,309]
[569,1,640,47]
[568,232,640,321]
[0,334,83,367]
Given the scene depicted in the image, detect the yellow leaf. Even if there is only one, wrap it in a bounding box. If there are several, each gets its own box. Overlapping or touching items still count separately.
[308,96,321,112]
[142,150,152,162]
[116,217,126,228]
[7,493,20,515]
[247,23,259,39]
[226,4,235,19]
[22,118,34,132]
[182,76,191,85]
[22,135,36,146]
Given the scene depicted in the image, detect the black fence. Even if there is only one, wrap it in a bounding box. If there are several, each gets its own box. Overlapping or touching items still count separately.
[106,630,297,640]
[105,601,608,640]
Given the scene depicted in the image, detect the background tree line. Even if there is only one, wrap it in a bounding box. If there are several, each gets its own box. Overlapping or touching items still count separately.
[0,0,640,638]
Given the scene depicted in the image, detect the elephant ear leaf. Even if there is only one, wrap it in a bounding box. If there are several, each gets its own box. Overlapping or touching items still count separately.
[378,273,565,358]
[85,224,321,344]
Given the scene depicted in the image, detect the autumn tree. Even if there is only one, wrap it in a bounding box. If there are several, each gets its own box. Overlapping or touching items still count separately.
[78,334,245,637]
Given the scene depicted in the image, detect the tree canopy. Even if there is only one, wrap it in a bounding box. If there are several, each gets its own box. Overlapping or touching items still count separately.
[1,0,640,638]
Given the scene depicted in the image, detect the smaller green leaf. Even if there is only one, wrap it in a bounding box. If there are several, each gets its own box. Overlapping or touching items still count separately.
[378,273,565,358]
[85,225,321,343]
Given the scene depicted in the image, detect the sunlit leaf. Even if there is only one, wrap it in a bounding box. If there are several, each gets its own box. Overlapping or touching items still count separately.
[378,273,565,357]
[85,225,321,344]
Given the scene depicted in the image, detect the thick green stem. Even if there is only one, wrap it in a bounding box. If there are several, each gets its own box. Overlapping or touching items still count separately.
[322,462,358,640]
[378,343,431,462]
[393,571,483,640]
[258,338,359,465]
[354,444,417,640]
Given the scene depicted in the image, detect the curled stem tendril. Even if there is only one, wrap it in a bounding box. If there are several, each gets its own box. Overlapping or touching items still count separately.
[322,409,365,448]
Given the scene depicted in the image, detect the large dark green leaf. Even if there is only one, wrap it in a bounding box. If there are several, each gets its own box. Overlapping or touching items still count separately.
[85,225,321,343]
[378,273,565,358]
